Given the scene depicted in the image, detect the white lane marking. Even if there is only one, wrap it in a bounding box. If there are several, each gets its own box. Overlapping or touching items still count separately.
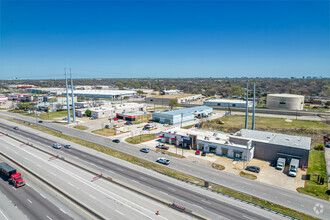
[202,200,212,205]
[2,139,168,220]
[12,187,16,191]
[300,204,304,207]
[168,187,176,191]
[243,215,254,220]
[89,194,96,199]
[47,215,52,220]
[27,199,32,204]
[139,176,146,180]
[159,191,168,195]
[287,200,291,203]
[131,180,139,184]
[60,208,67,214]
[98,161,104,164]
[115,210,124,215]
[0,209,9,220]
[26,183,30,186]
[40,194,46,198]
[49,172,56,176]
[117,168,123,171]
[37,164,41,167]
[68,182,74,186]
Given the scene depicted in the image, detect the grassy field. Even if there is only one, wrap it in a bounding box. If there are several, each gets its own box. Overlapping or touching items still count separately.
[240,171,257,180]
[6,117,316,219]
[201,115,329,147]
[297,151,329,200]
[92,128,118,136]
[9,109,73,120]
[126,134,156,144]
[73,125,89,130]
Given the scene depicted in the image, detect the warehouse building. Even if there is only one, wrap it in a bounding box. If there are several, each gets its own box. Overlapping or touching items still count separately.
[69,90,137,99]
[116,111,152,122]
[204,99,253,108]
[266,94,304,110]
[152,106,212,125]
[160,128,310,167]
[231,129,310,167]
[146,93,202,105]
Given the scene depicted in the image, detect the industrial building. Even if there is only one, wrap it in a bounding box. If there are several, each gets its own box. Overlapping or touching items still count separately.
[116,111,152,122]
[161,128,310,167]
[76,103,146,119]
[231,129,310,167]
[204,99,253,108]
[146,93,202,105]
[266,94,304,110]
[152,106,212,125]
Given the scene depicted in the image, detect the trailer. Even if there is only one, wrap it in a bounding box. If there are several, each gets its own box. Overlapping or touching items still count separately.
[0,162,16,179]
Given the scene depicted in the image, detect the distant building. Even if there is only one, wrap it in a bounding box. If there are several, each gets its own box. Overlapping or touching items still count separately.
[146,94,202,105]
[204,99,253,108]
[267,94,304,110]
[152,106,212,125]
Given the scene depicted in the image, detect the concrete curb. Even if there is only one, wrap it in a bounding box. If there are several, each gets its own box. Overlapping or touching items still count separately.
[0,131,209,220]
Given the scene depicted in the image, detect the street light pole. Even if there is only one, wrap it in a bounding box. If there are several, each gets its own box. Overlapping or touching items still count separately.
[181,113,183,128]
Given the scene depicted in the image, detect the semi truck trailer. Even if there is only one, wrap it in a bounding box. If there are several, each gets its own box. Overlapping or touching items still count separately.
[0,162,25,187]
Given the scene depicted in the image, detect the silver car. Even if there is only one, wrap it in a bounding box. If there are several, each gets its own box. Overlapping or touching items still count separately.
[52,143,62,149]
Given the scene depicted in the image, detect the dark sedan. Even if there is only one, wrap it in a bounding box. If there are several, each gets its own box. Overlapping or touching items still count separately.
[245,166,260,173]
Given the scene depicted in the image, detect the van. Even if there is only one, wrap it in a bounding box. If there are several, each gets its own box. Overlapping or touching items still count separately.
[276,157,286,170]
[288,158,299,177]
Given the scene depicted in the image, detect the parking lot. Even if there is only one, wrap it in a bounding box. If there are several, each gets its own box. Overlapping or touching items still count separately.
[138,138,306,191]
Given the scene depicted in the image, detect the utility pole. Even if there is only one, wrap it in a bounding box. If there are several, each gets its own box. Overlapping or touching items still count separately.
[65,68,71,123]
[252,83,255,130]
[244,82,249,129]
[70,68,76,122]
[181,113,183,128]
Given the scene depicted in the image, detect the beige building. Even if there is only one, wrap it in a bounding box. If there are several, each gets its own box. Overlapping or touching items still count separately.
[267,94,304,110]
[146,94,202,105]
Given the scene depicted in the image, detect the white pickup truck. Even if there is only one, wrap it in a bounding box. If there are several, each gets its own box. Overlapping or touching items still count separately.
[156,158,170,165]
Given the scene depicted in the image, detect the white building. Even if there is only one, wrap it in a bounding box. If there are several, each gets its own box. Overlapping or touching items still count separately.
[204,99,253,108]
[267,94,304,110]
[161,128,253,161]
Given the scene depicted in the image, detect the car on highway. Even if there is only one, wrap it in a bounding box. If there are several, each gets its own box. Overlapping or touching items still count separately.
[125,121,133,125]
[156,158,170,165]
[156,144,169,150]
[201,152,206,156]
[38,120,43,123]
[245,166,260,173]
[112,139,120,143]
[64,144,72,149]
[13,126,19,130]
[52,143,62,149]
[140,148,149,153]
[195,150,200,155]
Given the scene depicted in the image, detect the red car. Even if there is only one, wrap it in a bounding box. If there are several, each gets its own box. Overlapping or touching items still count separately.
[195,150,201,155]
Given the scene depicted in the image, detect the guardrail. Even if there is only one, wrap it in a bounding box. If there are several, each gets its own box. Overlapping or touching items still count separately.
[0,130,208,220]
[146,163,301,220]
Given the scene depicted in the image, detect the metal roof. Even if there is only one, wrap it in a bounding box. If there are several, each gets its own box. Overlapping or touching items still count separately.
[156,106,212,116]
[236,129,311,150]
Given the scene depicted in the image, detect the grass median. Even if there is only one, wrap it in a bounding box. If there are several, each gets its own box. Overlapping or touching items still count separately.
[126,134,156,144]
[73,125,89,130]
[240,171,257,180]
[6,118,318,219]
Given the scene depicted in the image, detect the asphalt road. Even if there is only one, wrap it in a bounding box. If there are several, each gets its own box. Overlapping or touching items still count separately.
[0,169,72,220]
[0,135,193,220]
[1,111,329,219]
[0,122,276,220]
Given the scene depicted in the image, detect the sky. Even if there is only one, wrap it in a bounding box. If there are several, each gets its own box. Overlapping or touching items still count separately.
[0,0,329,79]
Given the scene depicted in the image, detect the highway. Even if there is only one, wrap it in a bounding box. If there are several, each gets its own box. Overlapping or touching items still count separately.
[0,111,329,219]
[0,119,286,220]
[0,134,195,220]
[0,159,74,220]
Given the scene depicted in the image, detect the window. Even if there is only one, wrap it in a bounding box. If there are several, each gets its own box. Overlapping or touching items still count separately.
[222,148,228,156]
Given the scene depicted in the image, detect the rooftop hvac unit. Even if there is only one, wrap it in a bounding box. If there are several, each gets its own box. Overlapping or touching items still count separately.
[216,137,220,140]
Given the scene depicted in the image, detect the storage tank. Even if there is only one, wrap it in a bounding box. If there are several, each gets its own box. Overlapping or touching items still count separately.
[266,94,304,110]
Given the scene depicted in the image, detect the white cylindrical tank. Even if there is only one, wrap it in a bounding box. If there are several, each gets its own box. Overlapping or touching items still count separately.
[266,94,304,110]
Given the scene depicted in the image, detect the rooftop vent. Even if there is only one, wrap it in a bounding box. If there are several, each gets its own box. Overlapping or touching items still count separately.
[285,138,290,141]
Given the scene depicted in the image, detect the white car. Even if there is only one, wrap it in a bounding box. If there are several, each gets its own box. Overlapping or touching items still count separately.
[52,143,62,149]
[156,158,170,165]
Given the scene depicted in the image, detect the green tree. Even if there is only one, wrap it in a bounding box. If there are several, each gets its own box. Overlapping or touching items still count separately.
[137,90,144,95]
[19,102,36,111]
[85,109,91,117]
[169,99,178,109]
